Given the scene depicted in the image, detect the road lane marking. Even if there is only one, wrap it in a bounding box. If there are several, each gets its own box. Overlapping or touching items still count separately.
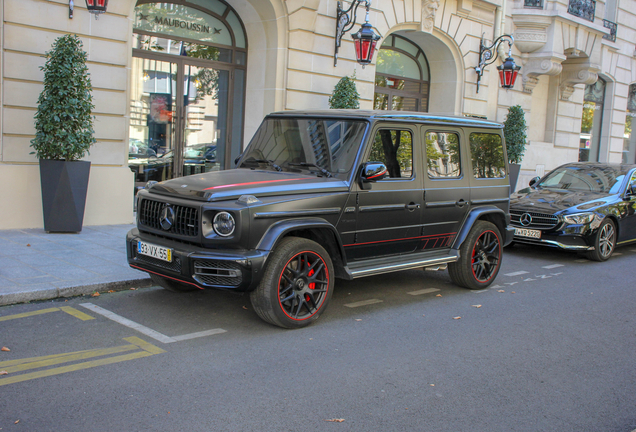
[0,308,60,322]
[0,338,165,387]
[504,271,529,277]
[79,303,226,344]
[407,288,441,296]
[542,264,564,269]
[344,299,383,308]
[60,306,95,321]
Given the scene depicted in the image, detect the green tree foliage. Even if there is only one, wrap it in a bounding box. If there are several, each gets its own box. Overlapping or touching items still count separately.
[329,75,360,109]
[503,105,527,164]
[369,130,412,177]
[31,34,95,161]
[470,133,506,178]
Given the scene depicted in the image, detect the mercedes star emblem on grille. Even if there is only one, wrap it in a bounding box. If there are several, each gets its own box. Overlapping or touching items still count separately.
[520,213,533,226]
[160,205,175,231]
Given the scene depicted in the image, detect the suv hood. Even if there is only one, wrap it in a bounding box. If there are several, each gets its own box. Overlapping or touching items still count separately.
[147,169,350,202]
[511,187,610,213]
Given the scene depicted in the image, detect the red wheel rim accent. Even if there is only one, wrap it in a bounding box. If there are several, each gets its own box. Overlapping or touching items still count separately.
[277,250,329,321]
[471,230,501,283]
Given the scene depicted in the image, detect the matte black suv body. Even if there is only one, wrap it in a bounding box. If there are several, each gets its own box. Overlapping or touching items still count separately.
[127,110,514,328]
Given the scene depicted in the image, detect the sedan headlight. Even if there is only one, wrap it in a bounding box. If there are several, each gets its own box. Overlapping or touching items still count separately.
[562,213,595,225]
[213,211,235,236]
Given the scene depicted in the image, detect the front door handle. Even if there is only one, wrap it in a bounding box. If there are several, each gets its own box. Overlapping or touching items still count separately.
[456,199,468,208]
[406,203,421,211]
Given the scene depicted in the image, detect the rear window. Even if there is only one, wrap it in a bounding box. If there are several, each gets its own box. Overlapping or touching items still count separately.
[470,133,506,179]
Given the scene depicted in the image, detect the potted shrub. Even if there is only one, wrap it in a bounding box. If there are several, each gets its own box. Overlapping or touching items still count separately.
[31,34,96,233]
[503,105,527,193]
[329,74,360,109]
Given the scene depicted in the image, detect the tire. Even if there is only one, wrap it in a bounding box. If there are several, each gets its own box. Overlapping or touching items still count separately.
[250,237,334,329]
[448,220,502,290]
[586,218,616,262]
[150,273,198,292]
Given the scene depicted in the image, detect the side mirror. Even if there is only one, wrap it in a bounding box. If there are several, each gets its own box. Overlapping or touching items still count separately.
[360,162,388,183]
[529,176,540,187]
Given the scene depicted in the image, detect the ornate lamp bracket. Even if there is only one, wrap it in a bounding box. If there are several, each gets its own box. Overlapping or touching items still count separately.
[475,34,518,93]
[334,0,370,66]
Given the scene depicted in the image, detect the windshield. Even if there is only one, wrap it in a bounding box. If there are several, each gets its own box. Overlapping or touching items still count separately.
[538,165,628,193]
[238,117,368,178]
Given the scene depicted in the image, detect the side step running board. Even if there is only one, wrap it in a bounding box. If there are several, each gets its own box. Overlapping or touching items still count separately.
[345,250,459,279]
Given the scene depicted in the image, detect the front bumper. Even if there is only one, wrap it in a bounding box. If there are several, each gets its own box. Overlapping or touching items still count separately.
[126,228,268,292]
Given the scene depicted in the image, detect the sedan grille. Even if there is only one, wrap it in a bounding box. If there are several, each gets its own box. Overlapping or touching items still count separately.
[193,260,243,287]
[510,210,559,230]
[138,199,199,237]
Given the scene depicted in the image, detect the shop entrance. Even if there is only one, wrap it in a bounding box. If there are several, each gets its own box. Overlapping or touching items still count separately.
[128,1,246,192]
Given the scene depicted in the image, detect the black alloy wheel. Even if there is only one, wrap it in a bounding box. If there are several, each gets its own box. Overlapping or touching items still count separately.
[586,218,616,262]
[250,237,334,329]
[150,273,198,292]
[448,220,502,290]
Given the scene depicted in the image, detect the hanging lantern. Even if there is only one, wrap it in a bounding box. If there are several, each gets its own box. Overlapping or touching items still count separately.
[85,0,108,19]
[351,21,381,67]
[497,55,521,89]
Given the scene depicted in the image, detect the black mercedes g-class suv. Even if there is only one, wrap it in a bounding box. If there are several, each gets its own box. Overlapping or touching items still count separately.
[127,110,514,328]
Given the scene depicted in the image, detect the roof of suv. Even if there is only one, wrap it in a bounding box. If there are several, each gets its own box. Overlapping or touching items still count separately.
[268,109,503,129]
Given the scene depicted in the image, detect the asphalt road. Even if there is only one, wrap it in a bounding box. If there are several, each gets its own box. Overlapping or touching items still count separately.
[1,244,635,432]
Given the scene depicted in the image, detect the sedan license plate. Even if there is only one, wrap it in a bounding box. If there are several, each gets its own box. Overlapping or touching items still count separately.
[514,228,541,239]
[137,241,172,262]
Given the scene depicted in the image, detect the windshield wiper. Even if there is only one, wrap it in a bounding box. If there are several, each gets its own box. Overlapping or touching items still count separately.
[242,158,282,172]
[288,162,333,178]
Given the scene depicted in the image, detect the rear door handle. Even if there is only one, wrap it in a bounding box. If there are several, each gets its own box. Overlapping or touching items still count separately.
[456,199,468,208]
[406,203,421,210]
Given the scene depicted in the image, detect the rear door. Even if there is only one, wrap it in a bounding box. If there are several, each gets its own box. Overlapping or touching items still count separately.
[420,127,471,250]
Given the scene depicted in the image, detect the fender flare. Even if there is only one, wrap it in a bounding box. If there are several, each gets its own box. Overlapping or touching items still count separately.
[452,206,508,250]
[256,217,347,260]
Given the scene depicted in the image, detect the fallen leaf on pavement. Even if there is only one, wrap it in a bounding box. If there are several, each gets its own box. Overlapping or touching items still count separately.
[1,347,9,352]
[355,319,362,321]
[26,244,31,247]
[242,306,248,310]
[108,290,115,293]
[436,294,442,297]
[0,371,8,375]
[471,305,482,308]
[130,287,137,290]
[91,292,100,297]
[511,291,516,294]
[497,290,505,293]
[453,316,461,320]
[14,420,19,424]
[430,384,435,386]
[325,419,345,423]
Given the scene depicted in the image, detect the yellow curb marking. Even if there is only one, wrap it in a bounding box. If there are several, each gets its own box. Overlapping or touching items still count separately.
[0,306,95,322]
[0,337,165,387]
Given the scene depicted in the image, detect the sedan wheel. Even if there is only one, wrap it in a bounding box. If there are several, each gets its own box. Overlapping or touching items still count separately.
[586,218,616,262]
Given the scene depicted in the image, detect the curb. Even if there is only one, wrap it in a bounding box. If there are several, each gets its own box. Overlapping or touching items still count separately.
[0,277,153,307]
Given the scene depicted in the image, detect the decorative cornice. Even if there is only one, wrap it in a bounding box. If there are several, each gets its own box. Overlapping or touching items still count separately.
[520,53,565,93]
[558,61,600,100]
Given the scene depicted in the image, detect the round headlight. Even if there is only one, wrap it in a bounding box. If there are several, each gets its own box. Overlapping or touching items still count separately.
[213,212,235,237]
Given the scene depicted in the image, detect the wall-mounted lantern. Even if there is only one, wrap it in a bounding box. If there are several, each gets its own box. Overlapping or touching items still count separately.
[334,0,381,67]
[475,34,521,93]
[85,0,109,19]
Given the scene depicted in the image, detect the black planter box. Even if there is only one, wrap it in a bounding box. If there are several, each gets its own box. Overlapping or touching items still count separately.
[39,159,91,233]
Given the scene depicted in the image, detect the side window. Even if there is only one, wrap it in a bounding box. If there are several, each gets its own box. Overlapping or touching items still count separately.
[426,132,461,178]
[470,133,506,179]
[368,129,413,178]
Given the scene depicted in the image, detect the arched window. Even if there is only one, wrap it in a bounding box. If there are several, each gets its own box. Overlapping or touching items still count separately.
[374,35,430,112]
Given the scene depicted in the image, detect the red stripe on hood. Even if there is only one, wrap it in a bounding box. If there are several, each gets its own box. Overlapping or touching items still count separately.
[203,178,305,191]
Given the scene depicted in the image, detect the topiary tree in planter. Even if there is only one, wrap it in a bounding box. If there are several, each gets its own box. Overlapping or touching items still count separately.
[31,34,96,233]
[328,74,360,109]
[503,105,527,192]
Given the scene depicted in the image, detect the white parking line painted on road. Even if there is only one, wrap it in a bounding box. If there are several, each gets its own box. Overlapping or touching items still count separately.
[344,299,383,308]
[504,271,529,277]
[542,264,564,269]
[407,288,441,296]
[80,303,226,344]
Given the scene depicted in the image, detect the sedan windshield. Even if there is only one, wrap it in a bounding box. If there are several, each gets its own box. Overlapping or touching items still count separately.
[238,117,367,178]
[538,164,628,193]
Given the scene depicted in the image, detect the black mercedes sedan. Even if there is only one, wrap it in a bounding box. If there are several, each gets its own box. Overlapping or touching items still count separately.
[510,162,636,261]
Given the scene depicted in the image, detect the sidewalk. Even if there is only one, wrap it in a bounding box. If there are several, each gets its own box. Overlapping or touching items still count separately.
[0,224,152,306]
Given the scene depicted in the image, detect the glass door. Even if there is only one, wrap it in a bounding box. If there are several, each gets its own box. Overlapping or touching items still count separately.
[129,57,178,193]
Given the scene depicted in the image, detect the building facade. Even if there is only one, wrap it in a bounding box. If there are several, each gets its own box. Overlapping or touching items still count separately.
[1,0,635,230]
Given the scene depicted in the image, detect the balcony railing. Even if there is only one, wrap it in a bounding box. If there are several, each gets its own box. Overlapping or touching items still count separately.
[603,19,617,42]
[524,0,543,8]
[567,0,596,22]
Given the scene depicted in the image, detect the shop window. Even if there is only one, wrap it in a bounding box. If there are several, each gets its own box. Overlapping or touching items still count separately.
[368,129,413,178]
[426,132,461,178]
[374,35,430,112]
[623,84,636,164]
[470,133,506,179]
[579,79,606,162]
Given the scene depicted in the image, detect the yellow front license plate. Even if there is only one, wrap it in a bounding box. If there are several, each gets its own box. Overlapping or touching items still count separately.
[137,241,172,262]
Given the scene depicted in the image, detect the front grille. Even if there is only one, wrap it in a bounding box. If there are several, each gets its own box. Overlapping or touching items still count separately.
[510,210,559,230]
[139,199,199,237]
[193,260,243,287]
[133,248,183,273]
